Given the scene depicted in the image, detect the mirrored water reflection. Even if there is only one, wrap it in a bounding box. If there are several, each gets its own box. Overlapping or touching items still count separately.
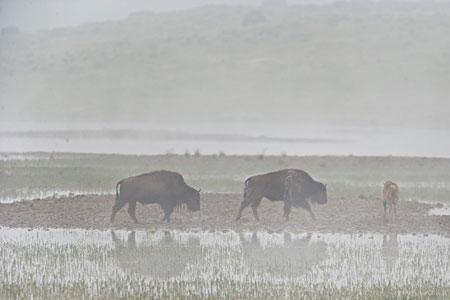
[239,232,327,278]
[0,228,449,298]
[111,231,202,279]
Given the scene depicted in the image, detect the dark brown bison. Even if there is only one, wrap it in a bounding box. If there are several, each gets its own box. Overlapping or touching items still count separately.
[110,170,200,223]
[236,169,327,221]
[382,180,399,222]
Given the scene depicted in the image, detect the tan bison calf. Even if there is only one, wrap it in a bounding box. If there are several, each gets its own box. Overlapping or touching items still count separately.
[382,180,399,222]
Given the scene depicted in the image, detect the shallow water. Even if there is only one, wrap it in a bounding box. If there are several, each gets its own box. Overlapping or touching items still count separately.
[1,126,449,157]
[0,228,449,298]
[0,189,110,204]
[429,205,450,216]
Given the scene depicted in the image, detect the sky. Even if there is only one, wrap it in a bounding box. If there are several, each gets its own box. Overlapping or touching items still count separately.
[0,0,281,32]
[5,0,444,32]
[1,0,449,157]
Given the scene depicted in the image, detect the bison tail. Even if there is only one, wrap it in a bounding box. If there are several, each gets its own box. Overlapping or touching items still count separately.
[111,181,124,223]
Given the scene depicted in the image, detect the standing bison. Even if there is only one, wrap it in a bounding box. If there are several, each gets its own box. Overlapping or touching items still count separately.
[110,170,200,223]
[382,180,399,223]
[236,169,327,221]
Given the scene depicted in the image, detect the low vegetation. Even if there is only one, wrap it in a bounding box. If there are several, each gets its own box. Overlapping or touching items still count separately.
[1,153,450,204]
[0,229,449,299]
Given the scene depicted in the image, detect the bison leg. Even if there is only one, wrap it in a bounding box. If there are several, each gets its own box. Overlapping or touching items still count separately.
[236,198,252,221]
[383,201,388,223]
[283,200,292,221]
[127,201,139,223]
[388,203,397,223]
[393,203,397,223]
[236,196,262,221]
[251,198,262,222]
[300,201,316,221]
[163,207,173,223]
[387,203,393,223]
[111,200,127,223]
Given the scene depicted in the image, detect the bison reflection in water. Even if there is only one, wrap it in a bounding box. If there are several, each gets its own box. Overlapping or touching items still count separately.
[111,231,201,279]
[240,232,327,277]
[236,169,327,221]
[110,170,201,223]
[381,233,399,274]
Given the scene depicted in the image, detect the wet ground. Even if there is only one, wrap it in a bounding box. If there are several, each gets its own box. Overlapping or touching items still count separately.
[1,228,449,299]
[0,193,448,234]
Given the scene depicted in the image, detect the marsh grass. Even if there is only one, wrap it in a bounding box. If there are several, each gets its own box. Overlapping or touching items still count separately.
[1,153,450,203]
[0,229,449,299]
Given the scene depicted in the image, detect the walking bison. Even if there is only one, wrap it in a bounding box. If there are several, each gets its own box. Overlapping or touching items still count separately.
[236,169,327,221]
[110,170,200,223]
[382,180,399,223]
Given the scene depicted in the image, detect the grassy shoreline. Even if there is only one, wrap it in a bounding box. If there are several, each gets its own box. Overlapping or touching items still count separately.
[1,152,450,204]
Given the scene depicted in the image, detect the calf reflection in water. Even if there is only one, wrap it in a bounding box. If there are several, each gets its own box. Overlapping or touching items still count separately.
[381,233,399,274]
[239,232,327,277]
[111,231,201,279]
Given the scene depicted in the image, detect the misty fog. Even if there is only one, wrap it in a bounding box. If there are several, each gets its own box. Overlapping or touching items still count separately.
[1,0,449,156]
[1,2,450,299]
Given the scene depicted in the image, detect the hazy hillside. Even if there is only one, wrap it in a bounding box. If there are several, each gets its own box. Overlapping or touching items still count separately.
[1,1,450,128]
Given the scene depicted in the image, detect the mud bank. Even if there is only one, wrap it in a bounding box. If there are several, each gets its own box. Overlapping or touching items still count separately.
[0,193,448,234]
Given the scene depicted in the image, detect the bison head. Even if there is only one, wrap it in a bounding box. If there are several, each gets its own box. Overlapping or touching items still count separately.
[185,188,201,212]
[311,183,327,205]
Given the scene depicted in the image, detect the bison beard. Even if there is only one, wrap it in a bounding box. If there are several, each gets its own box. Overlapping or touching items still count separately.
[110,170,200,223]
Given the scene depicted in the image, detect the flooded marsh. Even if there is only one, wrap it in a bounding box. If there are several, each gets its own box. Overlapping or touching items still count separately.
[0,228,449,299]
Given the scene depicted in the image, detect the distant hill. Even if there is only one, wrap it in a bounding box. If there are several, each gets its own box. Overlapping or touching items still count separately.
[1,1,449,128]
